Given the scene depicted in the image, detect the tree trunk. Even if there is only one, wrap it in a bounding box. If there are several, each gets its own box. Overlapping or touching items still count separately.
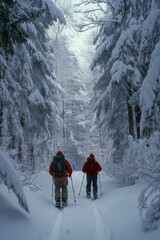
[131,103,138,141]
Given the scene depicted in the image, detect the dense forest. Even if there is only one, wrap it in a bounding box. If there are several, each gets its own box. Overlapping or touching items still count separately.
[0,0,160,232]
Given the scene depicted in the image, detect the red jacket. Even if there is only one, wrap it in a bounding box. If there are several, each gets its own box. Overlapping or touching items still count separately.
[82,156,102,176]
[49,159,73,178]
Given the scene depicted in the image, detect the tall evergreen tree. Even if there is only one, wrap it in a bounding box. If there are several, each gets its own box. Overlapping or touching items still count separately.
[0,0,42,152]
[91,0,143,163]
[140,0,160,137]
[0,0,66,171]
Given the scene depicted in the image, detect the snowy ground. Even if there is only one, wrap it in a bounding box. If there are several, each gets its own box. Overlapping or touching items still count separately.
[1,170,160,240]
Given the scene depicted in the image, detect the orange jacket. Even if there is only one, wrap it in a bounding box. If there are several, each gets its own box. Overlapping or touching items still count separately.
[49,159,73,178]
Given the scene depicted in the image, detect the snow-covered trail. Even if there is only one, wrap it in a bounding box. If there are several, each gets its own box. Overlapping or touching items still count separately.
[46,198,108,240]
[2,170,160,240]
[42,171,121,240]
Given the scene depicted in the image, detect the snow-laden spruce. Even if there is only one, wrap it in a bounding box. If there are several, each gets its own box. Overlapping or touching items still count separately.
[0,150,29,213]
[0,0,66,172]
[140,42,160,136]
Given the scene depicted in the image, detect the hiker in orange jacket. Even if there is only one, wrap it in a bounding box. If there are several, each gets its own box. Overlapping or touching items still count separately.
[49,151,72,207]
[82,153,102,199]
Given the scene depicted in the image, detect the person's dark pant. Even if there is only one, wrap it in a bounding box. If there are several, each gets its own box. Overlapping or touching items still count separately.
[86,175,98,195]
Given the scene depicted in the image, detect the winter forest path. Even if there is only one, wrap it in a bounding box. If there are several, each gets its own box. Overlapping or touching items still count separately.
[41,171,123,240]
[2,171,160,240]
[0,171,160,240]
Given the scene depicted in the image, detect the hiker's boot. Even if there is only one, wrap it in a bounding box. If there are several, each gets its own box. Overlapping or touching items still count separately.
[55,198,61,208]
[87,192,91,199]
[94,192,98,200]
[62,198,68,207]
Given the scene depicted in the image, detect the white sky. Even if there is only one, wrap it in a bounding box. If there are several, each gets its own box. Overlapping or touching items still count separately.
[53,0,96,68]
[67,28,95,68]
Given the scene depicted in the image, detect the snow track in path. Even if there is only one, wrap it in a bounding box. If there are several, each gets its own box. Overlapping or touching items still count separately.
[44,210,63,240]
[92,201,111,240]
[59,201,95,240]
[43,172,113,240]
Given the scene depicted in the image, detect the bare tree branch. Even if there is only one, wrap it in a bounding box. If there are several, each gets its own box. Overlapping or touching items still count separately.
[73,0,117,32]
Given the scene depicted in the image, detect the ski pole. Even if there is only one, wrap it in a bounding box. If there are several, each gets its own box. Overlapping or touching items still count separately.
[52,177,54,203]
[98,174,102,196]
[70,176,76,205]
[79,173,85,196]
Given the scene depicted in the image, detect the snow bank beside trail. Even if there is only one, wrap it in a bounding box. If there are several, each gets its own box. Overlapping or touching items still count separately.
[96,181,160,240]
[0,150,29,212]
[0,184,39,240]
[0,170,57,240]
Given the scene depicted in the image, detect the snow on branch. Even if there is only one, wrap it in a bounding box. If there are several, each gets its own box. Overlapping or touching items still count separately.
[29,89,45,107]
[0,150,29,213]
[139,178,160,232]
[42,0,66,24]
[140,42,160,134]
[73,0,117,32]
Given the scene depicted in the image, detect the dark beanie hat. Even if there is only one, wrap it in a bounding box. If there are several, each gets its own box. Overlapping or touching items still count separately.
[90,153,94,158]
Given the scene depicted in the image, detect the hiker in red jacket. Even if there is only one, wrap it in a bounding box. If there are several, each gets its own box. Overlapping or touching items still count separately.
[49,151,73,208]
[82,153,102,199]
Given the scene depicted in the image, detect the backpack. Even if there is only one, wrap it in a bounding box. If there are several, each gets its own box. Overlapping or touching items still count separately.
[52,155,67,175]
[86,161,96,174]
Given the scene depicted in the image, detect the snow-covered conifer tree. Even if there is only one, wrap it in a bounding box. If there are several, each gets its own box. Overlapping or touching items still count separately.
[89,0,143,164]
[0,0,66,171]
[0,0,43,159]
